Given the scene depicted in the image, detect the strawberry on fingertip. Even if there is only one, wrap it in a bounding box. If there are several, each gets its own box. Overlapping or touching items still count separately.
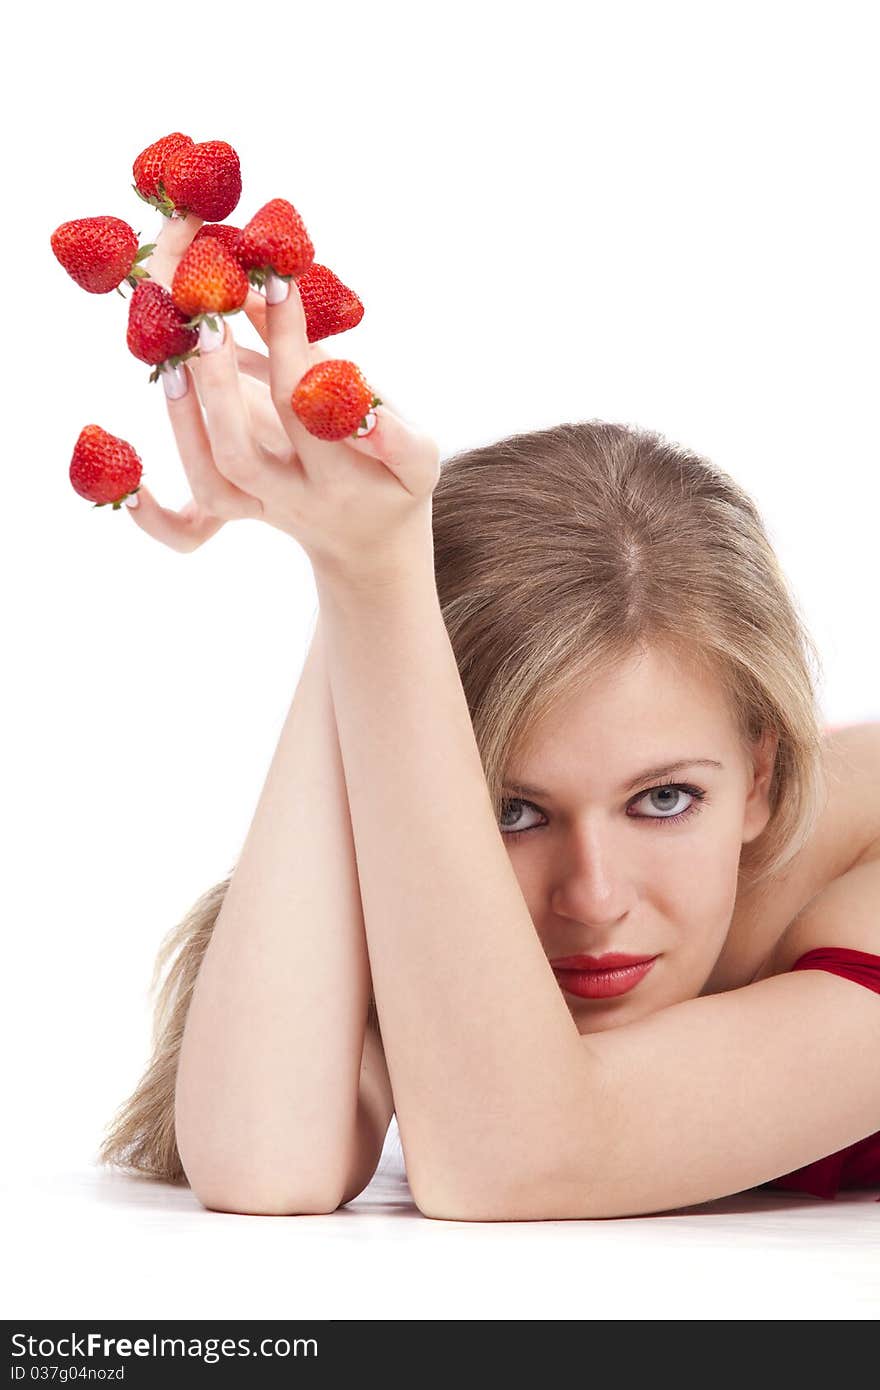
[134,134,242,222]
[127,281,200,382]
[238,198,315,290]
[298,263,365,342]
[193,222,244,257]
[290,359,381,442]
[70,425,143,509]
[51,217,156,297]
[132,132,194,212]
[171,237,249,332]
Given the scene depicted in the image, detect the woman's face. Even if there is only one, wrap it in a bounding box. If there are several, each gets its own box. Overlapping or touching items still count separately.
[499,645,778,1033]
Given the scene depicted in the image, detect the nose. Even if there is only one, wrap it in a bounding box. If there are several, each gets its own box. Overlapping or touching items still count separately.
[549,818,633,926]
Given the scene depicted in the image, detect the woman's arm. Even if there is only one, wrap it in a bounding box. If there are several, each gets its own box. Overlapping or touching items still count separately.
[315,556,588,1216]
[174,614,386,1213]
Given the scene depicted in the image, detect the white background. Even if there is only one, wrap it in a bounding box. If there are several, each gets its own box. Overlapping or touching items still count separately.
[3,0,878,1321]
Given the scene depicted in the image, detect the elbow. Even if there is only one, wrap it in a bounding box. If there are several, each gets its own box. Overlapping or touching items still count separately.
[175,1119,346,1216]
[179,1145,345,1216]
[187,1172,344,1216]
[409,1173,532,1223]
[410,1164,604,1223]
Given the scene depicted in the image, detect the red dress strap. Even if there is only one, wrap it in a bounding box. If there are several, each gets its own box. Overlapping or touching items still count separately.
[760,946,880,1200]
[788,946,880,992]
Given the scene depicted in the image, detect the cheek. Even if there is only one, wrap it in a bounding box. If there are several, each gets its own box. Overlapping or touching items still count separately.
[651,826,742,932]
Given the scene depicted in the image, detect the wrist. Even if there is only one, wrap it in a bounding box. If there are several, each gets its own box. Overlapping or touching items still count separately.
[311,512,436,608]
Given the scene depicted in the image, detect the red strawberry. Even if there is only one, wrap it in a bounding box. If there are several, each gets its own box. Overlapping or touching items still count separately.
[237,198,314,288]
[127,281,200,382]
[298,263,365,342]
[50,217,155,296]
[193,223,243,258]
[132,132,195,213]
[70,425,143,509]
[290,360,381,442]
[161,140,242,221]
[171,237,249,330]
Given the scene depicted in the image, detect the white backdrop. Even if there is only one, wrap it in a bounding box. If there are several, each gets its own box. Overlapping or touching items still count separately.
[3,0,878,1319]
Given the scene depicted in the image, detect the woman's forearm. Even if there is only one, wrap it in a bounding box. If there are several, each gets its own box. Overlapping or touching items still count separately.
[174,613,370,1212]
[315,556,586,1215]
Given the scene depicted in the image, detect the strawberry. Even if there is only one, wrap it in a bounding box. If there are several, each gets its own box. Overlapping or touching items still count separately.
[161,140,242,221]
[171,237,249,330]
[298,263,365,342]
[70,425,143,509]
[290,360,382,441]
[193,222,243,258]
[50,217,155,296]
[237,198,314,289]
[126,281,200,382]
[132,132,195,213]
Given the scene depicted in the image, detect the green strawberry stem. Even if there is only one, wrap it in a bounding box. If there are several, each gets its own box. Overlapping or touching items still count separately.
[132,180,177,219]
[181,308,244,331]
[93,485,140,511]
[148,348,200,384]
[350,395,383,437]
[247,267,295,291]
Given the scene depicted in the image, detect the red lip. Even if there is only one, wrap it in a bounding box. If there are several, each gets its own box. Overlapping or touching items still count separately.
[549,952,658,970]
[551,956,658,999]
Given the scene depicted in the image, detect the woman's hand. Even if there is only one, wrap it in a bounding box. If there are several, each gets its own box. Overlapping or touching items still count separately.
[127,213,441,579]
[125,212,316,552]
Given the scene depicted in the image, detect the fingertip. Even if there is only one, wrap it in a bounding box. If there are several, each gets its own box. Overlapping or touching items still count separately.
[161,361,190,400]
[264,270,290,305]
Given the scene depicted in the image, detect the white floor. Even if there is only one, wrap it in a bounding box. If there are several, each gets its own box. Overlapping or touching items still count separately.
[5,1119,879,1321]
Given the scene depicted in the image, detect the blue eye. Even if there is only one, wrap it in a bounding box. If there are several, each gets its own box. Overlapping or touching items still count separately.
[499,782,707,839]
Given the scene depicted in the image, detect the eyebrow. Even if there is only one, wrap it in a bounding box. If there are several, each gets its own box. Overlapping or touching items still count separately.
[504,758,724,798]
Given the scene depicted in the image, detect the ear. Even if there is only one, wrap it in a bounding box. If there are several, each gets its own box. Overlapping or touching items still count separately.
[741,728,780,845]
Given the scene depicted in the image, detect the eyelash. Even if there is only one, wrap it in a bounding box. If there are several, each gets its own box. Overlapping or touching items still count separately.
[499,779,708,840]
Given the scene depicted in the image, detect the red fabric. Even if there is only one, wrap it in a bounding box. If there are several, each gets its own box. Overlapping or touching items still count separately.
[760,947,880,1200]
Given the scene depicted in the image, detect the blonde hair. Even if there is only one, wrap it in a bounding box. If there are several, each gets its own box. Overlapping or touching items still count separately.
[98,418,828,1183]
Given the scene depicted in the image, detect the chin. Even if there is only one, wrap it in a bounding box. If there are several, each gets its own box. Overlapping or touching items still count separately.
[570,997,647,1033]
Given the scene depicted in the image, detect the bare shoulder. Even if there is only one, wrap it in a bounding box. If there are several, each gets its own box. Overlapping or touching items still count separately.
[789,719,880,878]
[720,721,880,990]
[754,722,880,979]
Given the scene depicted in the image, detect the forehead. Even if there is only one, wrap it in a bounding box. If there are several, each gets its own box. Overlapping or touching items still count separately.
[509,645,737,771]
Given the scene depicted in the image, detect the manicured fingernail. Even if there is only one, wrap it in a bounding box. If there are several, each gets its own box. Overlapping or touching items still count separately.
[124,492,140,508]
[199,317,225,352]
[265,270,290,304]
[161,362,188,399]
[356,410,377,437]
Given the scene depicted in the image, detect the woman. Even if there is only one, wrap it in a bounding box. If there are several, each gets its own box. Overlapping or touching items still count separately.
[98,215,880,1220]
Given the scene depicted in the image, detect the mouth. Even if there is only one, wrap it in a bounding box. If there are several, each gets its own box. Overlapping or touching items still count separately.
[550,955,659,1000]
[549,952,658,970]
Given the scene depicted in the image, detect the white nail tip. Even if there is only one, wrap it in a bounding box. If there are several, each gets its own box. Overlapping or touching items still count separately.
[265,270,290,304]
[124,493,140,508]
[356,411,377,437]
[198,317,225,352]
[161,363,188,399]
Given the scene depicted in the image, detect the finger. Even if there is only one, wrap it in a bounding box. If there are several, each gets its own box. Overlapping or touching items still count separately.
[187,315,305,506]
[245,282,390,402]
[243,288,269,345]
[346,404,441,497]
[243,286,330,360]
[163,360,263,517]
[236,339,335,385]
[236,343,271,385]
[240,371,298,460]
[123,482,226,553]
[142,211,204,290]
[263,275,328,475]
[187,317,267,493]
